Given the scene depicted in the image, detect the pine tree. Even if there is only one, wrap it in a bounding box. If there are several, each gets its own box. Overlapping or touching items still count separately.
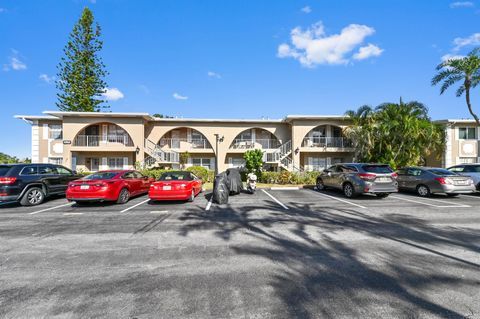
[56,7,109,112]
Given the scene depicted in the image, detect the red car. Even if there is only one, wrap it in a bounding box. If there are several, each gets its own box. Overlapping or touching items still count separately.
[149,171,203,202]
[66,170,154,204]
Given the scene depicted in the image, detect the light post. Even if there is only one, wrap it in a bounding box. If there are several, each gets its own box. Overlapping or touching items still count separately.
[214,134,224,175]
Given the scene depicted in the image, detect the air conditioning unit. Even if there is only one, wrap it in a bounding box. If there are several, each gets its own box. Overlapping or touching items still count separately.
[458,140,478,157]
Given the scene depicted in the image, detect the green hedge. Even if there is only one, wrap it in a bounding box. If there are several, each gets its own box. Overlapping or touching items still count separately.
[259,171,320,185]
[138,166,215,182]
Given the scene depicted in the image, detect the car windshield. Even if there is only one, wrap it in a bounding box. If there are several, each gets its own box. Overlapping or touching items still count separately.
[82,172,118,180]
[361,165,393,174]
[428,169,457,176]
[159,172,192,181]
[0,165,12,176]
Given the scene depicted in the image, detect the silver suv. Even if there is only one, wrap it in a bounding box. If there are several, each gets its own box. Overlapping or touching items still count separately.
[316,163,398,198]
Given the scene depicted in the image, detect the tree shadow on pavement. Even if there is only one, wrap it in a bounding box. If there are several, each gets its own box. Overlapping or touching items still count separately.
[177,200,480,318]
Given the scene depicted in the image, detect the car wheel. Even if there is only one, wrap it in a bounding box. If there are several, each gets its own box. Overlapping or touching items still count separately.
[376,193,389,198]
[343,183,355,198]
[316,178,326,191]
[116,188,130,204]
[416,185,430,197]
[20,187,46,206]
[188,190,195,202]
[446,193,459,197]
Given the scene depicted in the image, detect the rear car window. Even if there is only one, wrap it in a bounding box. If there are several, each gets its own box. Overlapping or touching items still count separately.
[159,172,192,181]
[361,165,393,174]
[428,169,457,176]
[464,165,480,173]
[0,165,12,176]
[20,166,38,175]
[83,172,118,180]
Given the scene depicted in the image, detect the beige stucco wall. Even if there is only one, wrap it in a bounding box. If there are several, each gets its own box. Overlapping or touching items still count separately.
[35,120,64,164]
[62,116,146,169]
[72,151,135,172]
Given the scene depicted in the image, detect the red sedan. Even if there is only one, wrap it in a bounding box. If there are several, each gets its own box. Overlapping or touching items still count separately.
[149,171,203,202]
[66,170,154,204]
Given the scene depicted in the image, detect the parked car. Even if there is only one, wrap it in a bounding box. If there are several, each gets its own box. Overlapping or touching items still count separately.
[66,170,154,204]
[447,164,480,191]
[316,163,398,198]
[149,171,202,202]
[0,163,80,206]
[396,167,475,197]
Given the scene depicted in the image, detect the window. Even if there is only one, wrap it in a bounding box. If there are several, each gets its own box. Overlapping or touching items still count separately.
[108,158,124,170]
[191,130,203,141]
[192,158,211,169]
[448,166,464,172]
[362,165,393,174]
[49,124,63,140]
[133,172,144,179]
[332,127,343,138]
[238,130,252,140]
[396,168,407,176]
[20,166,38,175]
[459,157,476,164]
[459,127,476,139]
[48,157,63,165]
[122,172,135,179]
[38,166,54,175]
[407,168,423,176]
[310,158,327,171]
[427,169,457,176]
[230,158,245,168]
[0,166,12,176]
[159,172,192,181]
[54,167,73,175]
[464,165,480,173]
[83,172,118,180]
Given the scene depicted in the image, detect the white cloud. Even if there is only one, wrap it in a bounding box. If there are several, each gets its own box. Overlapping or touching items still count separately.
[353,43,384,60]
[277,21,382,67]
[207,71,221,79]
[301,6,312,13]
[173,92,188,100]
[39,74,54,84]
[452,33,480,51]
[450,1,474,8]
[3,49,27,71]
[441,53,466,61]
[102,87,124,101]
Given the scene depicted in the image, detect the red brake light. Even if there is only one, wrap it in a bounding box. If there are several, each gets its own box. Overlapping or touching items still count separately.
[391,172,398,179]
[358,173,376,180]
[435,177,452,185]
[0,177,17,184]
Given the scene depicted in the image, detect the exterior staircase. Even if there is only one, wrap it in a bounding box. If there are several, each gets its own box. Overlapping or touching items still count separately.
[142,139,179,168]
[263,140,303,172]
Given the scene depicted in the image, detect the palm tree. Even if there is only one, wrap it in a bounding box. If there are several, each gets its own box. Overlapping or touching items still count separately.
[432,48,480,125]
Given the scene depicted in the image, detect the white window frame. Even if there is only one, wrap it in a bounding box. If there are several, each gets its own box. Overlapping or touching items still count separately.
[108,157,124,170]
[48,157,63,165]
[458,127,477,140]
[48,124,63,140]
[191,158,211,169]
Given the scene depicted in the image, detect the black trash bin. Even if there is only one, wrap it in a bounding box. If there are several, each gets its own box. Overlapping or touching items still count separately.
[226,168,244,195]
[212,172,229,204]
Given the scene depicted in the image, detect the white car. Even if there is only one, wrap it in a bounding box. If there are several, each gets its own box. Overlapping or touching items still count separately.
[447,164,480,191]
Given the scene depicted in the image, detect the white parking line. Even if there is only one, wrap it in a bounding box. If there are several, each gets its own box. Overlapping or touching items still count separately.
[29,203,72,215]
[205,197,213,211]
[270,187,300,191]
[120,199,150,213]
[312,191,367,209]
[262,189,289,210]
[150,210,168,214]
[63,212,84,216]
[391,195,470,208]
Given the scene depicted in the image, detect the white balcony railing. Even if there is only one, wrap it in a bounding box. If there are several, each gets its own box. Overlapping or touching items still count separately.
[74,135,134,147]
[302,137,353,148]
[230,139,281,150]
[159,138,212,149]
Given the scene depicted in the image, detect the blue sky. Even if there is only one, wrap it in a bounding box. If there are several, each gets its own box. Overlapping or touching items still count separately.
[1,0,480,158]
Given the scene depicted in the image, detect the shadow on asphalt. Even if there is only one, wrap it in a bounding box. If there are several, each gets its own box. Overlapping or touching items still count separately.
[176,197,480,318]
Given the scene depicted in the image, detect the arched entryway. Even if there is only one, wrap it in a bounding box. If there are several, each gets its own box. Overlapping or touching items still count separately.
[302,125,349,148]
[229,128,281,150]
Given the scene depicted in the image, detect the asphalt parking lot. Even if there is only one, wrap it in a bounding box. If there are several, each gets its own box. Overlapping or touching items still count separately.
[1,189,480,318]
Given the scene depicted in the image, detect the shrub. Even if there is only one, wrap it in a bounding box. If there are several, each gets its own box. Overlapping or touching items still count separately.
[259,170,321,185]
[186,166,211,181]
[244,149,264,176]
[139,168,169,180]
[260,171,279,184]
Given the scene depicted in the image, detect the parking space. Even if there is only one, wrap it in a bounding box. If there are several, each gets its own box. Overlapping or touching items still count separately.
[1,187,480,318]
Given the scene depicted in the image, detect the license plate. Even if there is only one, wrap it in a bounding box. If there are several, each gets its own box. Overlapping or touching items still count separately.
[163,185,171,191]
[80,185,90,190]
[376,177,390,183]
[455,181,467,185]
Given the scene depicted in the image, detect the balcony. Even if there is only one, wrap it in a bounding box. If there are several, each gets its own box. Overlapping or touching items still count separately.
[74,135,134,147]
[230,139,281,150]
[302,137,353,149]
[159,138,212,150]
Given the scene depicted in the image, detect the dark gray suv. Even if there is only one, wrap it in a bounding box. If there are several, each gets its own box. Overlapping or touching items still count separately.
[316,163,398,198]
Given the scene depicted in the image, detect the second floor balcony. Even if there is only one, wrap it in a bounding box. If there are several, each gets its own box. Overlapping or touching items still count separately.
[230,139,281,150]
[73,134,134,147]
[302,137,353,149]
[159,138,212,150]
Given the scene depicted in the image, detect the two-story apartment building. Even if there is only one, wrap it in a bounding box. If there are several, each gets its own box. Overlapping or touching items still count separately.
[15,111,355,172]
[15,111,479,172]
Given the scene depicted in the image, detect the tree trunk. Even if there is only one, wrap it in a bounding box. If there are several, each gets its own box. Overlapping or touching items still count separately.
[465,83,480,126]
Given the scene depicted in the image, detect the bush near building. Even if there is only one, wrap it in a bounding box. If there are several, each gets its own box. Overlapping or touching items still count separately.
[259,171,320,185]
